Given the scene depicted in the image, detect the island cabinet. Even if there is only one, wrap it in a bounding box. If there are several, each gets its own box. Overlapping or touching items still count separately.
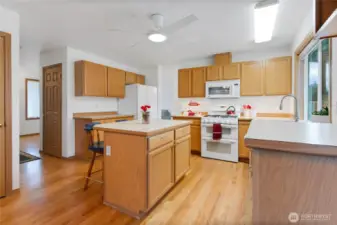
[238,119,251,161]
[95,120,191,219]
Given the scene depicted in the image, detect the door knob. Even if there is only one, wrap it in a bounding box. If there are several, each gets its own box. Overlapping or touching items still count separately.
[0,124,3,127]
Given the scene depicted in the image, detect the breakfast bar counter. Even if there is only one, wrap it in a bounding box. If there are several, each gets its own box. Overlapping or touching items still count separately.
[94,119,192,219]
[245,120,337,224]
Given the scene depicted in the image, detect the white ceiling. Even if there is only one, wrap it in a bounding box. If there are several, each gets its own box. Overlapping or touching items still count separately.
[2,0,312,68]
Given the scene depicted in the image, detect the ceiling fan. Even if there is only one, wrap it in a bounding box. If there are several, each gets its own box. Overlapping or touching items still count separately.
[108,13,198,47]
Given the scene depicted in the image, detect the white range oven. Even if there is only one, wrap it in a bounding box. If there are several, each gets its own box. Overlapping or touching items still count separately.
[201,115,239,162]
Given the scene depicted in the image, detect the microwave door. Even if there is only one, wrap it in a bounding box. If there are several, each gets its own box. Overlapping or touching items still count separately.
[207,85,232,98]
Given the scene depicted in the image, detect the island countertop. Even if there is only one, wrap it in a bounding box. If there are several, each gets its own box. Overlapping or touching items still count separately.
[73,114,134,120]
[245,120,337,156]
[94,119,192,136]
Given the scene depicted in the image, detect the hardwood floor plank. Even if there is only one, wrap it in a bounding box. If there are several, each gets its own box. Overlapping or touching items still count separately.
[0,135,251,225]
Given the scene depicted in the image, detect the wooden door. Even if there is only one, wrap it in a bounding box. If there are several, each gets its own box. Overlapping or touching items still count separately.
[125,72,137,85]
[178,69,191,98]
[222,63,241,80]
[241,61,265,96]
[148,143,174,208]
[190,125,201,152]
[206,66,221,81]
[43,64,62,157]
[136,75,145,84]
[84,61,107,96]
[239,121,250,159]
[265,57,292,95]
[107,67,125,98]
[175,136,190,181]
[191,67,206,97]
[0,36,5,197]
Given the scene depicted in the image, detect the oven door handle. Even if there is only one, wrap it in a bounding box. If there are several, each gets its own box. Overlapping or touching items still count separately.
[202,124,238,129]
[202,137,237,144]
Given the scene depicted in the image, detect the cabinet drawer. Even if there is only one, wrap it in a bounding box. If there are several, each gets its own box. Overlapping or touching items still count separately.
[175,126,190,140]
[149,131,174,151]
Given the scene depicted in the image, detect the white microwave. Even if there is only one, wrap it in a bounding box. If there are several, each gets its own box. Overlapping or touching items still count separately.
[205,80,240,99]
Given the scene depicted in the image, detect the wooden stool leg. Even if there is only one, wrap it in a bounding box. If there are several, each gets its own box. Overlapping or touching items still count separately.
[84,152,96,190]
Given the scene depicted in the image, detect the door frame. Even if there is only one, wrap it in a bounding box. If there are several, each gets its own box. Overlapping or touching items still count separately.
[0,31,12,195]
[42,63,62,157]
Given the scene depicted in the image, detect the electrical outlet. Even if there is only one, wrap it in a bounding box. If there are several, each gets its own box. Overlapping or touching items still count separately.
[106,146,111,156]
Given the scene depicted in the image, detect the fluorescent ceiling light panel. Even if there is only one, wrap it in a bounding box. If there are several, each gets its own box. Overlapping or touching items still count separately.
[254,0,279,43]
[148,33,167,43]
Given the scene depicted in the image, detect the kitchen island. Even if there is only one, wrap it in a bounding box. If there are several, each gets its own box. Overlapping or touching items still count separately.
[94,119,192,219]
[245,120,337,224]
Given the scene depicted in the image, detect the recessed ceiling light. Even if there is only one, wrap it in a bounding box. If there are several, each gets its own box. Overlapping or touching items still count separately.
[254,0,279,43]
[148,33,167,43]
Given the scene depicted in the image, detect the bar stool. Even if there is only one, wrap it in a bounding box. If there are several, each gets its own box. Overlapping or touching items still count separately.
[83,122,104,190]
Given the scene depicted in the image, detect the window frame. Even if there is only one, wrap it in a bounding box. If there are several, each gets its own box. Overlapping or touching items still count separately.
[25,78,40,120]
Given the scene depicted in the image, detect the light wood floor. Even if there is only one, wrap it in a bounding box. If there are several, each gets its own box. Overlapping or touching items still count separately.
[0,135,252,225]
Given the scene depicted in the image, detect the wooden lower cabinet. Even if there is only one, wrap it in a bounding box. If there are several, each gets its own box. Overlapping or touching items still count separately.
[174,136,191,181]
[148,143,175,208]
[239,120,251,160]
[190,125,201,152]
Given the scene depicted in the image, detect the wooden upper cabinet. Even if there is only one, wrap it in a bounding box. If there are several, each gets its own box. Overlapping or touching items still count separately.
[206,66,222,81]
[315,0,337,33]
[191,67,206,97]
[125,72,137,85]
[265,57,292,96]
[240,61,264,96]
[75,60,107,97]
[222,63,241,80]
[178,69,191,98]
[136,74,145,85]
[107,67,126,98]
[214,53,232,65]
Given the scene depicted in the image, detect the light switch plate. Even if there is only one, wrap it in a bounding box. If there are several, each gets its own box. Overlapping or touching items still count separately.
[106,146,111,156]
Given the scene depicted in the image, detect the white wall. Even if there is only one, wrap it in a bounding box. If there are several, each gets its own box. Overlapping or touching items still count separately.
[20,46,41,135]
[158,47,293,115]
[64,47,140,157]
[0,5,20,190]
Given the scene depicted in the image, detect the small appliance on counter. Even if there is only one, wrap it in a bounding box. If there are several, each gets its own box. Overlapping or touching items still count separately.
[206,80,240,99]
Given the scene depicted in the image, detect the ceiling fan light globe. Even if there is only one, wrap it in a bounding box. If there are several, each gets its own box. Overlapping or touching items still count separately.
[148,33,167,43]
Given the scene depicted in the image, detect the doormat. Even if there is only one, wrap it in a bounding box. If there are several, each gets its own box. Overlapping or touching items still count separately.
[20,151,41,164]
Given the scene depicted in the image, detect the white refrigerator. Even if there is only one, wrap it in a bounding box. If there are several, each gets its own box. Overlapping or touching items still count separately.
[118,84,158,120]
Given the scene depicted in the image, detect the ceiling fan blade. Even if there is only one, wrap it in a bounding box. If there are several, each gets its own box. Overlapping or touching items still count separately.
[160,14,198,35]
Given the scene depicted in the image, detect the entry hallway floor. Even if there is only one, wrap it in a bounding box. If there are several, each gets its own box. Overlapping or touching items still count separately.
[0,135,252,225]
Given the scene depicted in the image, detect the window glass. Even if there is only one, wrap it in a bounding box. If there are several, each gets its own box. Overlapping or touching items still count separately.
[26,79,40,119]
[307,47,318,121]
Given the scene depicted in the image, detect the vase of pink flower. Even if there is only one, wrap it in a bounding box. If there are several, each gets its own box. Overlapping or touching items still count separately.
[141,105,151,124]
[243,104,252,118]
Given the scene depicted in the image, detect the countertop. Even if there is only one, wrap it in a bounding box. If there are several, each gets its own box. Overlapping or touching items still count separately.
[73,114,134,120]
[245,120,337,156]
[171,115,203,119]
[94,119,192,136]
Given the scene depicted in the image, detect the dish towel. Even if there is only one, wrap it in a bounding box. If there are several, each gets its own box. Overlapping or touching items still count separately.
[213,123,222,140]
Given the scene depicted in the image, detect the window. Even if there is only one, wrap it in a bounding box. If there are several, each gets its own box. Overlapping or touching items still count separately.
[26,79,40,120]
[304,39,331,122]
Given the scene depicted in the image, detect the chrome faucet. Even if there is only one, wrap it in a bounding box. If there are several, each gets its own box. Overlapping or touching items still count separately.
[279,94,299,122]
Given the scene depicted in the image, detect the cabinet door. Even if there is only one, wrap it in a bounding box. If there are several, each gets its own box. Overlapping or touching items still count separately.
[178,69,191,98]
[222,63,241,80]
[191,67,206,97]
[241,61,264,96]
[265,57,292,96]
[136,75,145,85]
[107,67,126,98]
[214,53,232,65]
[239,121,250,159]
[190,125,201,152]
[206,66,221,81]
[175,136,191,181]
[83,61,107,96]
[148,143,174,208]
[125,72,137,85]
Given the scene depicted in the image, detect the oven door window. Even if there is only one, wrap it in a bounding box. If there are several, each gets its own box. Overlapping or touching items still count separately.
[205,126,232,136]
[208,86,232,95]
